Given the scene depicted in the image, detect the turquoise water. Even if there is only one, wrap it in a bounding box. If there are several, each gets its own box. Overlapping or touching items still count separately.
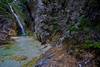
[0,36,51,67]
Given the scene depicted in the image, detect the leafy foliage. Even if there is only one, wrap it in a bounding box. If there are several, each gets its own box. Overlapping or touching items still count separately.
[82,40,100,49]
[78,16,93,27]
[0,0,13,3]
[20,0,27,4]
[68,25,78,31]
[0,1,12,20]
[0,0,26,20]
[42,0,48,3]
[68,16,93,35]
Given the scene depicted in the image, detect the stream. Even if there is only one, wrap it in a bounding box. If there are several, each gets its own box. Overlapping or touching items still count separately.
[0,36,51,67]
[0,36,95,67]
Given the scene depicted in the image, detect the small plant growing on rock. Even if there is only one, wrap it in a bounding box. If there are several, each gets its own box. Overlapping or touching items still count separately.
[82,40,100,49]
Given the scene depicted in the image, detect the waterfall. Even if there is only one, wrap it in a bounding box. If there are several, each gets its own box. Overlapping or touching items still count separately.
[9,4,26,35]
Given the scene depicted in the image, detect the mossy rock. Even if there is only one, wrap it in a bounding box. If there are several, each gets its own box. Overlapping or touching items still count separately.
[82,40,100,49]
[22,57,37,67]
[42,0,48,3]
[2,53,13,56]
[10,55,28,61]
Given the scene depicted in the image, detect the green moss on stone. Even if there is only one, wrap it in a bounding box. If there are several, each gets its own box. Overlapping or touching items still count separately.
[22,57,37,67]
[10,55,28,61]
[42,0,48,3]
[82,40,100,49]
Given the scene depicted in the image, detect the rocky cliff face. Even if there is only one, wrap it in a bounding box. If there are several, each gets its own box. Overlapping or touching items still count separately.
[26,0,99,44]
[27,0,85,43]
[0,18,16,44]
[0,0,99,45]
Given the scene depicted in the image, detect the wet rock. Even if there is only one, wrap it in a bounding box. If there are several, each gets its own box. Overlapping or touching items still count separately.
[33,52,54,67]
[0,32,9,44]
[3,19,16,35]
[0,18,16,44]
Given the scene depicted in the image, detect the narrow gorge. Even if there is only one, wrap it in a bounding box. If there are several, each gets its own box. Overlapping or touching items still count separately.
[0,0,100,67]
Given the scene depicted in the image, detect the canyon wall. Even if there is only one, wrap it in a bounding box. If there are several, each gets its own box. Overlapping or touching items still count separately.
[26,0,100,44]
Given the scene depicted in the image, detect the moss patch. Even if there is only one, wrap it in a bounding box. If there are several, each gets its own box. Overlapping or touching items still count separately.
[42,0,48,3]
[2,44,13,50]
[0,58,4,62]
[22,57,38,67]
[2,53,13,57]
[82,40,100,49]
[10,55,28,61]
[46,32,61,44]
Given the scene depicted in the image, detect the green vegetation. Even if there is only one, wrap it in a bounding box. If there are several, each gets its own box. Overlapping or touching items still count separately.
[78,16,94,28]
[68,16,93,35]
[0,0,26,5]
[17,33,35,36]
[0,0,13,3]
[68,25,78,31]
[26,33,35,36]
[0,0,26,21]
[68,25,78,35]
[53,23,60,30]
[42,0,48,3]
[2,53,13,56]
[67,16,100,49]
[82,40,100,49]
[10,55,28,61]
[22,57,38,67]
[0,1,12,20]
[20,0,27,4]
[11,3,26,20]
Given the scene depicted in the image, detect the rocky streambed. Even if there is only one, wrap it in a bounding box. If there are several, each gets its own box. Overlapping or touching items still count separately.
[0,36,51,67]
[0,36,96,67]
[33,45,95,67]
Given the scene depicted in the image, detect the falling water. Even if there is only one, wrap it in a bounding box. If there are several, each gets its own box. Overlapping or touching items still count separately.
[9,5,25,35]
